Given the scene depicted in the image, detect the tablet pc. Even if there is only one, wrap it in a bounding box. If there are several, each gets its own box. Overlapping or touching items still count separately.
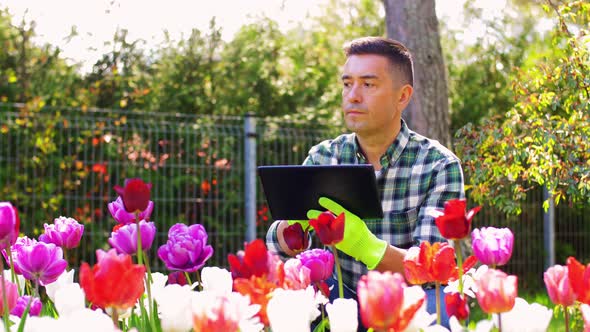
[258,164,383,221]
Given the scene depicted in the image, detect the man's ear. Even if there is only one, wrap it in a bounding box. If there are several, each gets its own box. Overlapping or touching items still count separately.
[397,84,413,109]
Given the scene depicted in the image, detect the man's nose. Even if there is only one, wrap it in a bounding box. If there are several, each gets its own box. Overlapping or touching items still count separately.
[346,83,362,103]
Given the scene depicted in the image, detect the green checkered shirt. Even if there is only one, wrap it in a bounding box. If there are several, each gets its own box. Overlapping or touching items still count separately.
[266,120,464,293]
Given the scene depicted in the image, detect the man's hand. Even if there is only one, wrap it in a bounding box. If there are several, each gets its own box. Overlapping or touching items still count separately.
[307,197,388,270]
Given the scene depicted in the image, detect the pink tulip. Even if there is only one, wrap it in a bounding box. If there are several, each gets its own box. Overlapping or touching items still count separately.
[544,265,576,307]
[475,268,518,314]
[471,227,514,267]
[0,276,18,314]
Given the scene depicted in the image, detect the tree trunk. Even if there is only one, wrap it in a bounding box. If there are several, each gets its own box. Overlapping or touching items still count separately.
[384,0,451,147]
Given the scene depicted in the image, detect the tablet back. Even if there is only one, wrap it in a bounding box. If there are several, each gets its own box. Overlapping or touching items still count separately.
[258,165,383,220]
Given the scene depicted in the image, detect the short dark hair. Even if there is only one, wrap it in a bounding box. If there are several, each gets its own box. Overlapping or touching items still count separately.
[343,36,414,86]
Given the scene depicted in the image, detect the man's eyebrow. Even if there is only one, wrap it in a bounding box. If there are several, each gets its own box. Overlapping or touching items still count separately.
[341,74,380,80]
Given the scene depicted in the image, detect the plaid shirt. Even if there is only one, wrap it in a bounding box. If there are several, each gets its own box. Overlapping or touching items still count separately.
[266,120,464,293]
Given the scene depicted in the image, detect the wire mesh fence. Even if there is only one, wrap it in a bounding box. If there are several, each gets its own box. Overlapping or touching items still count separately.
[1,103,589,288]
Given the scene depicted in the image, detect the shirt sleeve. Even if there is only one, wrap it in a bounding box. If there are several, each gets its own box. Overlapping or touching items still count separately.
[413,159,465,245]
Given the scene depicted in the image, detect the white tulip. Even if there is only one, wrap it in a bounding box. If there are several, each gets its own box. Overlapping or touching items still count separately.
[43,268,75,303]
[267,287,320,332]
[156,284,194,332]
[54,283,85,317]
[200,266,233,294]
[402,286,436,332]
[493,298,552,332]
[58,308,119,332]
[326,298,358,332]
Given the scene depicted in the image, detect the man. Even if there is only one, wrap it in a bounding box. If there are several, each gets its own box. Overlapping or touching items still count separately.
[266,36,463,328]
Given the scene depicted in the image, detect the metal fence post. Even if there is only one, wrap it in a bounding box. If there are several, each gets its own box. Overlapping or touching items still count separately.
[244,113,257,242]
[543,187,555,268]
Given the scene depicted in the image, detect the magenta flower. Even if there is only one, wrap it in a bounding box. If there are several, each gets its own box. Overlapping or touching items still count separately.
[0,202,20,249]
[108,220,156,255]
[297,248,334,283]
[158,223,214,272]
[114,178,152,213]
[4,236,38,275]
[0,277,18,314]
[471,227,514,267]
[11,295,42,317]
[14,242,67,285]
[39,216,84,249]
[108,196,154,225]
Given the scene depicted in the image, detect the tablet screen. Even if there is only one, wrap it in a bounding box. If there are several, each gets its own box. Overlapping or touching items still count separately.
[258,165,383,220]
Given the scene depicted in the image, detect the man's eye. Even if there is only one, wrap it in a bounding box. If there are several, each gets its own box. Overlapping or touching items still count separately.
[364,82,374,88]
[343,82,351,88]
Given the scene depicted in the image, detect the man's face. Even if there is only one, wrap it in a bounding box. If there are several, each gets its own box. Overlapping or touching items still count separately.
[341,54,402,137]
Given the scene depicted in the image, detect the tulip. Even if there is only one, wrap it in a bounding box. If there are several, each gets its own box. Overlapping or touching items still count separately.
[357,271,425,331]
[283,223,310,253]
[39,216,84,249]
[475,268,518,314]
[471,227,514,267]
[0,276,18,314]
[5,236,37,275]
[108,220,156,255]
[434,199,481,240]
[158,223,214,273]
[283,258,312,290]
[581,304,590,332]
[156,284,193,332]
[326,298,358,332]
[113,178,152,213]
[267,287,320,332]
[11,295,42,317]
[445,292,470,321]
[228,239,269,279]
[14,242,67,285]
[233,275,279,326]
[544,264,576,307]
[493,297,552,332]
[403,241,477,285]
[167,271,188,286]
[566,256,590,305]
[297,248,334,283]
[57,308,121,332]
[54,283,85,317]
[108,196,154,225]
[308,211,345,246]
[80,249,146,311]
[192,291,262,332]
[44,269,75,304]
[0,202,20,249]
[200,266,233,295]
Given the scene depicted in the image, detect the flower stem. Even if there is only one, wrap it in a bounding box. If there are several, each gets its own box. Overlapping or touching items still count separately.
[143,253,157,332]
[6,247,20,295]
[111,309,119,329]
[0,259,9,332]
[454,240,464,295]
[436,282,441,326]
[498,313,502,332]
[196,270,203,291]
[331,245,343,298]
[564,306,570,332]
[184,272,193,286]
[135,212,143,265]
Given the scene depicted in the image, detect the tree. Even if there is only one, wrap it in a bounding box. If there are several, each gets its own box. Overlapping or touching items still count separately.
[384,0,451,147]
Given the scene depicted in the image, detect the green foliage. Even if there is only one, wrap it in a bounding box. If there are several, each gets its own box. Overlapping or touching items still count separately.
[455,0,590,214]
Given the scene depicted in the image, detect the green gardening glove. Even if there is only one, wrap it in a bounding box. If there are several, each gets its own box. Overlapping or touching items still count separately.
[307,197,388,270]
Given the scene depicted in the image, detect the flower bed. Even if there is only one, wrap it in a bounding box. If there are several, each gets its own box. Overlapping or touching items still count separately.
[0,180,588,332]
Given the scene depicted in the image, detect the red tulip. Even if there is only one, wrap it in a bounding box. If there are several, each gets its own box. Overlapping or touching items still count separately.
[308,211,344,246]
[114,178,152,213]
[403,241,477,285]
[544,264,576,307]
[80,249,146,310]
[228,239,269,279]
[357,271,425,331]
[445,292,470,321]
[434,199,481,240]
[567,256,590,305]
[475,268,517,314]
[283,223,309,253]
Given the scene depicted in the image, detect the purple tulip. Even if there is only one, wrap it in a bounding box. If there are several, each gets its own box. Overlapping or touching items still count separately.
[11,295,42,317]
[39,216,84,249]
[0,202,20,249]
[108,220,156,255]
[157,223,213,272]
[4,236,38,275]
[108,196,154,225]
[14,242,67,285]
[297,248,334,283]
[471,227,514,267]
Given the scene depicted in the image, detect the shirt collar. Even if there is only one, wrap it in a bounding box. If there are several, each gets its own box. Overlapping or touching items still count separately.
[352,119,410,168]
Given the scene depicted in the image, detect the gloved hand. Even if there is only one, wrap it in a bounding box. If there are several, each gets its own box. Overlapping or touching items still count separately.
[307,197,388,270]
